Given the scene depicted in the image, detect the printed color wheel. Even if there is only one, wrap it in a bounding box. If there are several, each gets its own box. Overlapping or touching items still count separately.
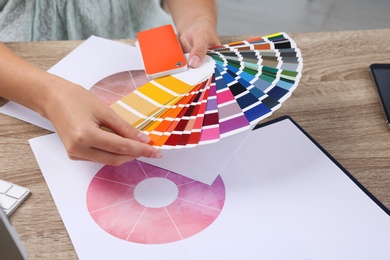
[86,160,225,244]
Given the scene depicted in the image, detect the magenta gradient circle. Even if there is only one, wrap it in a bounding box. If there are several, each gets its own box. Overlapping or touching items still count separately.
[86,160,226,244]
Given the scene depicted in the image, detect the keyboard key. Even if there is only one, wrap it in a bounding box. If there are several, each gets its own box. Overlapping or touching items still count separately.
[0,180,12,194]
[0,179,30,216]
[7,186,28,199]
[0,194,17,210]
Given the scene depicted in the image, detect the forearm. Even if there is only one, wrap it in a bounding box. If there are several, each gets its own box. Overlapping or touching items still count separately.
[0,42,60,119]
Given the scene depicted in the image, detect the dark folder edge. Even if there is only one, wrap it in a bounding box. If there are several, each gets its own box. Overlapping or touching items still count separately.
[254,115,390,216]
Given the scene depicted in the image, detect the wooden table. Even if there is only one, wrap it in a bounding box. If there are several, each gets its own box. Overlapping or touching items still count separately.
[1,29,390,259]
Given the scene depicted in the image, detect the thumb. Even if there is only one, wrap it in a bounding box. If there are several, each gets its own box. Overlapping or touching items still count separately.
[188,34,208,68]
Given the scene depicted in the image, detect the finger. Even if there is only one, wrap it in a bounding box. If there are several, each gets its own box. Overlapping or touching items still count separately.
[68,140,162,166]
[100,108,151,144]
[188,33,208,68]
[66,127,162,162]
[95,129,162,158]
[179,34,192,54]
[68,147,139,166]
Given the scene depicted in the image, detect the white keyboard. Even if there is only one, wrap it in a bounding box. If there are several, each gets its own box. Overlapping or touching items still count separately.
[0,179,30,216]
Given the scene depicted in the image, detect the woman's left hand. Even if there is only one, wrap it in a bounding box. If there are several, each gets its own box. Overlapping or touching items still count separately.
[164,0,221,68]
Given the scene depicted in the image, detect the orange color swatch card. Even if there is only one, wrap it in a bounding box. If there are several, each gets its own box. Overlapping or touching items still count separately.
[136,24,188,79]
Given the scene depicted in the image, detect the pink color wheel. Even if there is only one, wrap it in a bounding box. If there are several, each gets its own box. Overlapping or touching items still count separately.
[86,160,225,244]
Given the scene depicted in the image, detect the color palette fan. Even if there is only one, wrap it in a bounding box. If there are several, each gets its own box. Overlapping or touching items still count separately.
[110,32,303,149]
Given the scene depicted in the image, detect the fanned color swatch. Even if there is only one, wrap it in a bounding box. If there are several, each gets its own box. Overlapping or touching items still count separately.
[110,32,303,149]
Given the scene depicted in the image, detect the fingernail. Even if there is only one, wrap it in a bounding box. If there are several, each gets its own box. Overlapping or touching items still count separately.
[151,151,163,159]
[189,55,201,68]
[137,131,151,143]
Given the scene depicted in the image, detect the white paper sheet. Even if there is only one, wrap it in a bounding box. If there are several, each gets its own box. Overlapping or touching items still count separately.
[29,132,310,260]
[238,118,390,259]
[139,129,251,184]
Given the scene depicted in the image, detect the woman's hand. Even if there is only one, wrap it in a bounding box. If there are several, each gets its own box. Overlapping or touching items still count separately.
[44,79,162,166]
[178,16,221,68]
[0,42,161,166]
[164,0,221,68]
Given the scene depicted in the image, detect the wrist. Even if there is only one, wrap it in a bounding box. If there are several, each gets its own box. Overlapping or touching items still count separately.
[36,74,77,122]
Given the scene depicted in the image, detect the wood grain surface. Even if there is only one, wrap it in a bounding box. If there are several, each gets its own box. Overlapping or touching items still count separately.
[1,29,389,259]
